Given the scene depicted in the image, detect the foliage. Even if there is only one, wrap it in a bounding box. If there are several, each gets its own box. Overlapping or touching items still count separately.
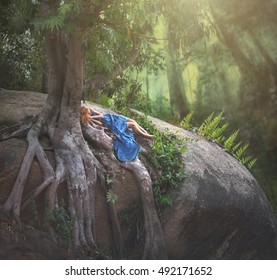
[224,129,239,150]
[197,112,228,142]
[45,201,74,248]
[181,112,257,170]
[128,113,187,209]
[106,77,152,113]
[106,190,118,204]
[180,111,194,130]
[0,1,44,90]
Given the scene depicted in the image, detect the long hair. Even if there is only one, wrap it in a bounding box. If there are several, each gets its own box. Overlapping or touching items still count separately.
[80,106,91,124]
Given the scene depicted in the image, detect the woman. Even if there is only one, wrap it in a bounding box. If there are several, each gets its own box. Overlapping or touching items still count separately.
[80,106,154,161]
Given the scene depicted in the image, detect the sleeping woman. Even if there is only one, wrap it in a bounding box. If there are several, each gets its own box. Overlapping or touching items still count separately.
[80,106,154,162]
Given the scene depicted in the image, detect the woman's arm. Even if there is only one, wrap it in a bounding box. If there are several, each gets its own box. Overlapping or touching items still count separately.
[91,119,103,126]
[89,108,104,119]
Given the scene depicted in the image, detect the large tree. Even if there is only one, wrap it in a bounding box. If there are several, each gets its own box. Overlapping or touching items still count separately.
[0,0,167,259]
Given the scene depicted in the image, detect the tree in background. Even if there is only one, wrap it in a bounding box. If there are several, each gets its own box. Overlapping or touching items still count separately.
[144,0,277,212]
[0,0,45,91]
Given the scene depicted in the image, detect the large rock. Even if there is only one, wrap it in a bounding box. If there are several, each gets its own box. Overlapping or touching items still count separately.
[153,121,277,259]
[0,88,277,259]
[0,89,46,126]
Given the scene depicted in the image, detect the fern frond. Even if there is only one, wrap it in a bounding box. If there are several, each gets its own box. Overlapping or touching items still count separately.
[198,112,214,136]
[232,141,242,153]
[205,113,222,139]
[216,135,226,144]
[58,3,73,16]
[224,129,239,151]
[198,112,225,140]
[240,155,252,165]
[34,15,65,32]
[235,143,249,160]
[248,158,257,170]
[180,112,194,129]
[211,123,229,141]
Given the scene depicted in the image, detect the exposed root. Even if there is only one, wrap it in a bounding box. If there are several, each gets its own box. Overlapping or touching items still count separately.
[1,119,54,219]
[0,116,37,141]
[1,113,167,259]
[120,160,167,259]
[82,123,124,257]
[82,122,167,259]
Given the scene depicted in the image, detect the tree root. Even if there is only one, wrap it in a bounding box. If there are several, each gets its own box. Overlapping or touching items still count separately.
[120,160,167,259]
[1,119,54,220]
[0,116,37,141]
[82,123,167,259]
[1,115,167,259]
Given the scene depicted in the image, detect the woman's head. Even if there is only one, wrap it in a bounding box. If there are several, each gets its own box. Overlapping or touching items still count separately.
[80,106,91,124]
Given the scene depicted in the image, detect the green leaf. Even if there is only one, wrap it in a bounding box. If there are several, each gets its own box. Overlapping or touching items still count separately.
[106,190,118,204]
[58,3,73,16]
[180,111,194,129]
[235,143,249,160]
[224,130,239,151]
[248,158,257,170]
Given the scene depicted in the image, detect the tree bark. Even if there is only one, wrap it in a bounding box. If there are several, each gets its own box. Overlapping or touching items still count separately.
[0,1,167,259]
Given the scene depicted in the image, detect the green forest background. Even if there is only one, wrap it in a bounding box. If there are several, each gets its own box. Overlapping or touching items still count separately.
[1,0,277,214]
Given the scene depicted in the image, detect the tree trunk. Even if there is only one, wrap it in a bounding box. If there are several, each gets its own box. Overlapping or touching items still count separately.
[0,27,167,259]
[166,22,189,120]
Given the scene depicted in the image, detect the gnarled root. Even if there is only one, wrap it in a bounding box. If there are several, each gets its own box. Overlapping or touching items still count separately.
[0,118,99,255]
[82,124,124,258]
[1,118,55,221]
[1,112,167,259]
[120,160,168,260]
[82,123,167,259]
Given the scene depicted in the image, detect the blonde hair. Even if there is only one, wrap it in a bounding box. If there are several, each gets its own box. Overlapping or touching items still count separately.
[80,106,91,124]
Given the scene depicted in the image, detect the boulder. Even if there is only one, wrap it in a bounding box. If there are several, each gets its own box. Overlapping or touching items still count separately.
[0,88,277,259]
[153,121,277,259]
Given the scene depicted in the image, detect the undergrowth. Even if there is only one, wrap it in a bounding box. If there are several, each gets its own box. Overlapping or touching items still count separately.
[45,200,74,248]
[127,112,187,210]
[180,112,257,170]
[30,199,74,248]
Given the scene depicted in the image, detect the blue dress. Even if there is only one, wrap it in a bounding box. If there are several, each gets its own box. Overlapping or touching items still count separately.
[101,113,141,162]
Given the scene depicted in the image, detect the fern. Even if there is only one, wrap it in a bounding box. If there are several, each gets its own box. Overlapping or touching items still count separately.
[248,158,257,170]
[205,112,223,139]
[211,123,229,142]
[232,141,242,153]
[180,112,194,129]
[216,135,226,144]
[197,112,227,141]
[34,16,65,31]
[224,130,239,151]
[198,112,214,136]
[58,3,73,16]
[240,155,253,165]
[195,113,257,171]
[235,143,249,160]
[106,190,118,204]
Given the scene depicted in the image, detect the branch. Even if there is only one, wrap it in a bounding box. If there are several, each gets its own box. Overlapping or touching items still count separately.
[85,39,140,95]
